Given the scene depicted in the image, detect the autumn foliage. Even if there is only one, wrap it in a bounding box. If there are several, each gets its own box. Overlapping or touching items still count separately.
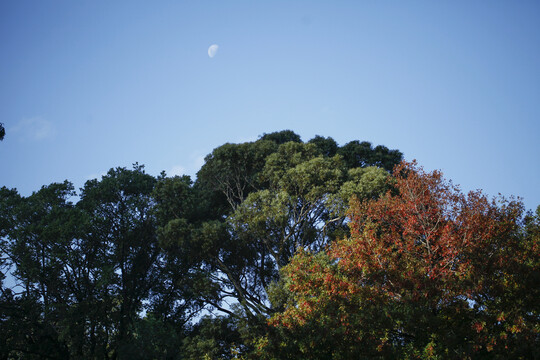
[2,133,538,359]
[264,161,539,359]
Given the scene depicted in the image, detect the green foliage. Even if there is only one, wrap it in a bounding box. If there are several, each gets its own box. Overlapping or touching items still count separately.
[182,316,244,360]
[0,131,407,358]
[127,314,185,359]
[3,131,535,359]
[338,140,402,172]
[259,130,302,145]
[78,165,161,355]
[1,182,90,358]
[0,165,172,359]
[157,132,403,350]
[327,166,390,218]
[308,135,338,157]
[261,142,319,186]
[196,139,277,212]
[0,292,70,359]
[154,174,197,226]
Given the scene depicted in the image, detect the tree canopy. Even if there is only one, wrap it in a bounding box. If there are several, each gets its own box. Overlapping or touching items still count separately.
[262,161,540,359]
[1,131,537,359]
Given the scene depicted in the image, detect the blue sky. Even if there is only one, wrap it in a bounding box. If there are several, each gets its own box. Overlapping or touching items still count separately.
[1,1,539,211]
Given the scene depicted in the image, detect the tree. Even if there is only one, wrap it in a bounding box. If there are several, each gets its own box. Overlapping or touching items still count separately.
[0,165,178,359]
[0,130,404,358]
[259,130,302,145]
[78,164,161,359]
[150,173,211,330]
[0,122,5,141]
[338,140,402,172]
[265,161,539,359]
[195,139,278,213]
[157,131,402,351]
[308,135,338,157]
[0,182,83,358]
[181,316,244,359]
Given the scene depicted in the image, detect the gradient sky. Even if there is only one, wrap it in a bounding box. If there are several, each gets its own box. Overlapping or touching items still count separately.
[1,1,539,211]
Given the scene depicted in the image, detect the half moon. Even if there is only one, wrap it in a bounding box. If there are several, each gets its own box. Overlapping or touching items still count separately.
[208,44,219,58]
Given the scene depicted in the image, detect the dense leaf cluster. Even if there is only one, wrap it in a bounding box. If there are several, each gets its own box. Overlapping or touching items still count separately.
[262,162,540,359]
[0,131,400,359]
[1,131,537,359]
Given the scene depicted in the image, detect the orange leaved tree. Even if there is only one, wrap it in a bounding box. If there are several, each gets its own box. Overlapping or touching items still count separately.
[261,161,539,359]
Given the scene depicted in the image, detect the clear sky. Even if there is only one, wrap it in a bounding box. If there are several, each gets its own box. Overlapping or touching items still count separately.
[1,1,539,211]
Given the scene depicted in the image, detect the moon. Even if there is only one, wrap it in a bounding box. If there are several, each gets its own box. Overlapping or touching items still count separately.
[208,44,219,58]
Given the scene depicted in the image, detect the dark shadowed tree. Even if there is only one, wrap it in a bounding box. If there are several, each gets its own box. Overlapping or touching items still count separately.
[0,166,165,359]
[182,316,244,360]
[308,135,338,157]
[259,130,302,145]
[195,140,278,214]
[77,164,161,359]
[338,140,402,172]
[0,182,83,358]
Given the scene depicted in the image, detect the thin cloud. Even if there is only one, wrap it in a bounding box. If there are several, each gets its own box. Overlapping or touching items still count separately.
[11,117,55,140]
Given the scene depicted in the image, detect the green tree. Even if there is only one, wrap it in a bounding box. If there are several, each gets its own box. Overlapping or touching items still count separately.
[158,131,401,352]
[338,140,402,172]
[150,174,212,330]
[182,316,244,360]
[308,135,338,157]
[195,139,278,213]
[0,182,82,358]
[78,164,161,359]
[0,122,5,140]
[0,165,181,359]
[259,130,302,145]
[0,130,403,358]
